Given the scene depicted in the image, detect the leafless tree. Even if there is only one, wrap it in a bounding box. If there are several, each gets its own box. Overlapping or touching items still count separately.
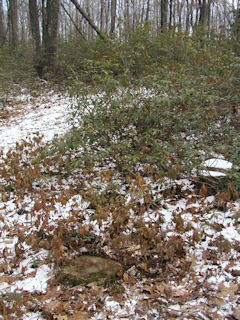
[110,0,117,35]
[8,0,18,47]
[0,0,5,45]
[161,0,168,30]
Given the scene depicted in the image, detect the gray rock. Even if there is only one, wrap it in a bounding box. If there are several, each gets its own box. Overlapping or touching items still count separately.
[58,255,122,286]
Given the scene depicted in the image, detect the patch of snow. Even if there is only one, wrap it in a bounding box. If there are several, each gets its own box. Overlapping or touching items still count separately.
[20,312,46,320]
[199,170,226,177]
[0,91,73,154]
[203,158,232,170]
[0,264,52,295]
[221,226,240,242]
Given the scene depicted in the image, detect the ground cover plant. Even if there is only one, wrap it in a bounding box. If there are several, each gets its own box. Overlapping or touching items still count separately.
[0,31,240,319]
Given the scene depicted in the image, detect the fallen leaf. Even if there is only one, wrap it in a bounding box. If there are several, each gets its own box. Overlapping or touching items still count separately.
[233,308,240,320]
[53,316,68,320]
[173,288,189,298]
[139,262,148,272]
[42,300,61,314]
[69,312,91,320]
[141,285,153,295]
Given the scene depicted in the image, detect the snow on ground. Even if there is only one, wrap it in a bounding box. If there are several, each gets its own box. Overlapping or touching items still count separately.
[0,88,72,154]
[0,87,240,319]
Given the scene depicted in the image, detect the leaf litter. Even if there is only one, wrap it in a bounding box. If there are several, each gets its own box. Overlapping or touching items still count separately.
[0,86,239,320]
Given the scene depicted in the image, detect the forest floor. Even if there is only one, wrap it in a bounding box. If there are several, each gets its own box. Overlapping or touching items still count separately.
[0,85,240,320]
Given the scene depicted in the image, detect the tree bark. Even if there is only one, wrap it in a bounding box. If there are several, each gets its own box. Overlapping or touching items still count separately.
[8,0,18,47]
[185,0,190,34]
[110,0,117,35]
[199,0,207,26]
[70,0,109,40]
[169,0,173,28]
[161,0,168,31]
[100,0,105,31]
[125,0,130,33]
[233,8,240,41]
[44,0,60,67]
[29,0,41,74]
[0,0,5,45]
[145,0,150,22]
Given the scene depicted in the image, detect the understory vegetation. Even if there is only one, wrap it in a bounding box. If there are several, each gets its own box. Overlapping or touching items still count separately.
[0,30,240,319]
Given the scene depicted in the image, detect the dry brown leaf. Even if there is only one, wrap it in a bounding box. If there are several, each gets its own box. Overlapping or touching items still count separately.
[229,282,238,300]
[69,312,91,320]
[154,283,166,296]
[211,297,224,308]
[40,287,63,302]
[53,316,68,320]
[59,244,68,253]
[139,262,148,272]
[233,308,240,320]
[39,239,51,250]
[173,288,189,298]
[141,285,153,295]
[217,283,229,298]
[217,282,238,300]
[42,300,62,314]
[123,273,129,282]
[200,184,208,196]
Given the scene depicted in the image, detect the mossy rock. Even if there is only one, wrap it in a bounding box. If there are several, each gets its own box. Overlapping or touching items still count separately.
[58,256,122,286]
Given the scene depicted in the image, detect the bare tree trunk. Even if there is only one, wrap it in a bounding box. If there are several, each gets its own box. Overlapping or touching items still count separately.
[207,0,211,35]
[43,0,60,67]
[110,0,117,35]
[131,0,135,32]
[199,0,207,26]
[177,0,183,31]
[70,0,109,40]
[186,0,190,34]
[161,0,168,31]
[100,0,105,31]
[233,8,240,41]
[0,0,5,45]
[29,0,42,76]
[189,0,194,33]
[42,0,47,51]
[8,0,18,47]
[169,0,173,28]
[105,0,110,33]
[61,2,85,38]
[145,0,150,22]
[125,0,130,33]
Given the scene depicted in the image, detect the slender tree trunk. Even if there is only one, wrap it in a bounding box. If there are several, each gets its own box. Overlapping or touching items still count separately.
[8,0,18,47]
[43,0,60,67]
[61,2,85,38]
[100,0,105,31]
[29,0,42,76]
[199,0,207,26]
[169,0,173,28]
[186,0,190,34]
[110,0,117,35]
[145,0,150,22]
[189,0,194,33]
[42,0,47,51]
[0,0,5,45]
[125,0,130,33]
[207,0,211,36]
[233,8,240,41]
[70,0,109,40]
[161,0,168,31]
[177,0,183,31]
[103,0,109,33]
[131,0,135,32]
